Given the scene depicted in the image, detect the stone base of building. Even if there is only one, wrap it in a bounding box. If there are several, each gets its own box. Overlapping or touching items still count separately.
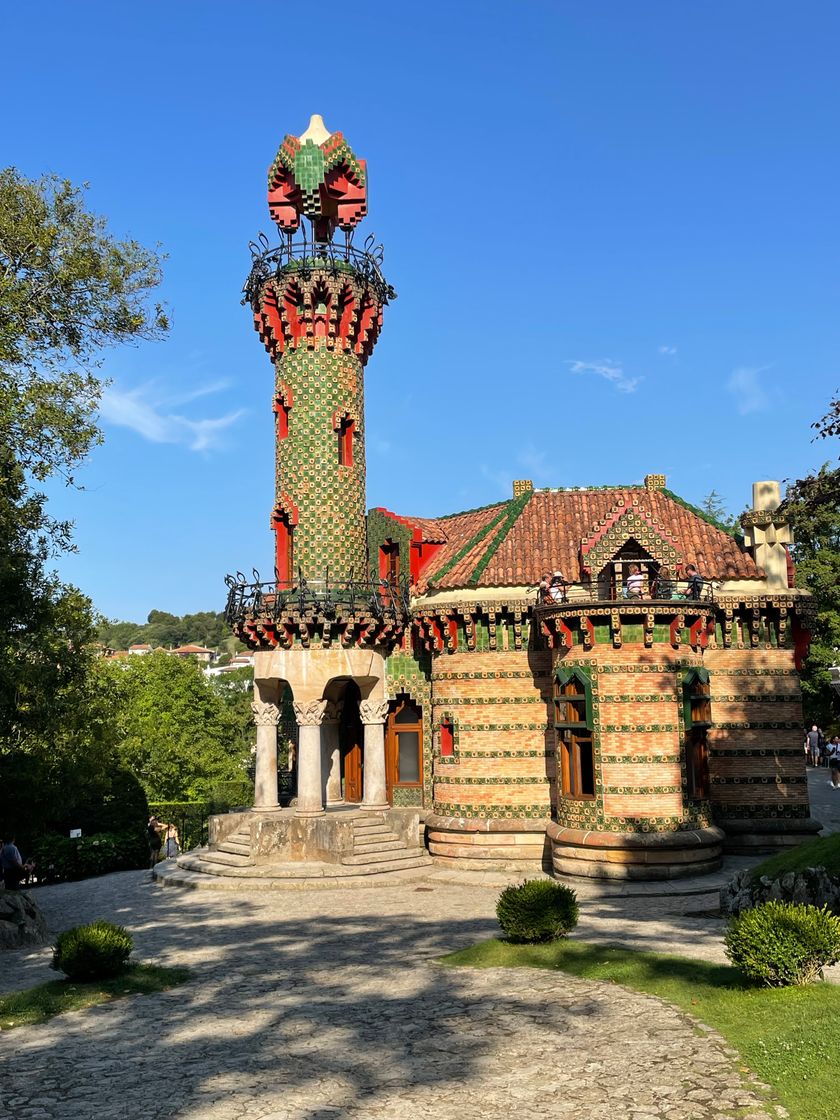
[546,822,725,881]
[716,816,822,855]
[425,814,551,871]
[208,805,423,866]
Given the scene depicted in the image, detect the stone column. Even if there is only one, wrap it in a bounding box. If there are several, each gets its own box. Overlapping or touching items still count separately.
[293,699,328,817]
[359,699,390,812]
[251,699,282,813]
[322,700,343,805]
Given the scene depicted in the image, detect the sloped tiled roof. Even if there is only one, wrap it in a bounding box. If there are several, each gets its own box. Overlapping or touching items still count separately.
[401,488,762,591]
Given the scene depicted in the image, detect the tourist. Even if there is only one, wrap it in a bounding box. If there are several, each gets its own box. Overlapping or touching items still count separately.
[1,836,33,891]
[548,571,567,602]
[684,564,704,600]
[164,823,180,859]
[147,816,164,870]
[804,725,822,768]
[829,736,840,788]
[652,565,674,600]
[624,564,644,599]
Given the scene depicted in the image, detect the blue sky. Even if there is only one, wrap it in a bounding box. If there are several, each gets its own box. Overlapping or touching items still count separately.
[5,2,839,620]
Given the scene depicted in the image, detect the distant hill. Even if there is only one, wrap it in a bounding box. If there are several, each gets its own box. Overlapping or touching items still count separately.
[98,610,242,653]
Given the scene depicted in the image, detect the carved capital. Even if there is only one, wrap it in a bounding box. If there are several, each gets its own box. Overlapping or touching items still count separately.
[359,699,389,725]
[251,700,281,727]
[293,699,329,727]
[323,700,343,725]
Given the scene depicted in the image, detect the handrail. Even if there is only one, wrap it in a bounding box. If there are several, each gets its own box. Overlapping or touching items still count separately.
[535,578,716,607]
[224,568,411,628]
[242,232,396,307]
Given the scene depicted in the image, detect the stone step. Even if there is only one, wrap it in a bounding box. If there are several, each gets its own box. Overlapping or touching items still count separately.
[352,839,405,855]
[219,837,252,851]
[351,825,394,839]
[341,848,428,867]
[218,842,252,857]
[199,850,255,867]
[176,850,430,879]
[157,858,433,890]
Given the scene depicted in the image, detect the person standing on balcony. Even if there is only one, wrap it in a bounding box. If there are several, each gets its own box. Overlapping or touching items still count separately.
[624,564,644,599]
[685,564,704,600]
[652,565,674,599]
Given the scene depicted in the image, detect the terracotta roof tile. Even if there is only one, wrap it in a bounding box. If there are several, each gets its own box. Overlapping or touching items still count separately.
[400,488,761,591]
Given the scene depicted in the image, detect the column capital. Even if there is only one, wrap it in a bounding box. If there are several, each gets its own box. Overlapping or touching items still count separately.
[323,700,344,725]
[359,699,389,726]
[251,700,281,727]
[293,698,329,727]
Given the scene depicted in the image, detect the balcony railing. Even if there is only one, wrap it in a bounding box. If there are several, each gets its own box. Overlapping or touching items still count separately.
[242,231,396,308]
[536,577,716,608]
[224,568,411,630]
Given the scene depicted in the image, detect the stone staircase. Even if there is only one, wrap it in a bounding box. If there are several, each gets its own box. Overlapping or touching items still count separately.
[163,809,431,890]
[340,813,431,874]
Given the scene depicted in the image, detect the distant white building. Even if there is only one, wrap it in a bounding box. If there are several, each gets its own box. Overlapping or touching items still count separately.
[128,644,152,655]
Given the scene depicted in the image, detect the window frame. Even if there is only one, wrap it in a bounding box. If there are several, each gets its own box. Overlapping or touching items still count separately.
[554,667,596,801]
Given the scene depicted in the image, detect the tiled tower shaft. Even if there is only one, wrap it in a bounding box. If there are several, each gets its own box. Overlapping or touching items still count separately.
[252,265,385,582]
[274,344,367,580]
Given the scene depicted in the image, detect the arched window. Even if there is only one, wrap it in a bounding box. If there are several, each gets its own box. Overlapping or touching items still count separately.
[554,666,595,799]
[683,668,711,799]
[275,399,290,441]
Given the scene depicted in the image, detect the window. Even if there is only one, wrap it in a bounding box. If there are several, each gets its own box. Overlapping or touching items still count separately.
[554,668,595,800]
[274,511,294,584]
[440,717,455,758]
[683,669,712,800]
[379,540,400,584]
[275,399,290,440]
[385,696,423,793]
[337,416,354,466]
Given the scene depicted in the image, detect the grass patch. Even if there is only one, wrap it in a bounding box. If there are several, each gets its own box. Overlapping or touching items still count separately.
[440,938,838,1120]
[750,832,840,880]
[0,963,189,1031]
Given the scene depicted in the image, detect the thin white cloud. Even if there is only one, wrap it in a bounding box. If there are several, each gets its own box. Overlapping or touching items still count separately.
[727,366,771,415]
[658,345,677,356]
[99,380,245,452]
[567,359,641,394]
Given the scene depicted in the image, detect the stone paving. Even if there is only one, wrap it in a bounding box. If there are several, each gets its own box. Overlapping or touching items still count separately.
[0,866,782,1120]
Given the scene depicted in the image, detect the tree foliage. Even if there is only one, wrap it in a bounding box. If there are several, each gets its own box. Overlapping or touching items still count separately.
[98,609,237,652]
[0,168,169,840]
[700,490,740,534]
[99,654,252,802]
[784,391,840,727]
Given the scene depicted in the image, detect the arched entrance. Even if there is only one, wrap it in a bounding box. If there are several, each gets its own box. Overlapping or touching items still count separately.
[339,681,364,802]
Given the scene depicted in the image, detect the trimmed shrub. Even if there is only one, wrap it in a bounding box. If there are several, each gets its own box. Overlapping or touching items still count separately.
[725,900,840,987]
[30,831,148,883]
[51,921,134,980]
[496,879,579,943]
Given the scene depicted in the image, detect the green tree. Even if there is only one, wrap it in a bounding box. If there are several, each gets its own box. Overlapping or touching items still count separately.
[0,168,168,837]
[784,392,840,727]
[700,490,740,534]
[101,653,251,801]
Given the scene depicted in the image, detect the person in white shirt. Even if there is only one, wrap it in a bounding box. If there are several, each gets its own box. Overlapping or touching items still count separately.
[624,564,644,599]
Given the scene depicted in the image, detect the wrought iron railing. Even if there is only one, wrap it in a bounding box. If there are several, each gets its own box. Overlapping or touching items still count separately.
[242,230,396,307]
[224,567,411,629]
[536,577,716,608]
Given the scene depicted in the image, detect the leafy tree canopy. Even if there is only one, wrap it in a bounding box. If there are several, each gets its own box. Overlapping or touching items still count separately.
[99,653,252,802]
[783,392,840,727]
[98,610,238,652]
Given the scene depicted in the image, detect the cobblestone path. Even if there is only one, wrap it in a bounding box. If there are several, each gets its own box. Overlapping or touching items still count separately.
[0,872,779,1120]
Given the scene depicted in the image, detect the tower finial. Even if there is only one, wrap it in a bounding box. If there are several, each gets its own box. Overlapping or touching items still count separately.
[300,114,331,144]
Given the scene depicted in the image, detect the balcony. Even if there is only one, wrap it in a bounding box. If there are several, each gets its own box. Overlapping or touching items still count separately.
[242,232,396,309]
[224,569,411,650]
[535,577,716,611]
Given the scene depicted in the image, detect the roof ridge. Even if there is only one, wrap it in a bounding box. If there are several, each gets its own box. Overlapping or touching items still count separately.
[467,489,534,585]
[426,501,512,586]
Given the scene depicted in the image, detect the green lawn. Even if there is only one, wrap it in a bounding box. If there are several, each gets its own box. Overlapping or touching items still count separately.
[441,939,838,1120]
[0,963,190,1030]
[750,831,840,879]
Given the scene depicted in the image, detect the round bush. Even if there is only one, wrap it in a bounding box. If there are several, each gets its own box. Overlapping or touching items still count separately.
[724,900,840,987]
[496,879,579,943]
[51,920,134,981]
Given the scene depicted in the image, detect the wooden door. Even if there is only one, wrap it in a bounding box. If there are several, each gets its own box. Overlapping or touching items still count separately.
[340,683,364,803]
[385,695,423,804]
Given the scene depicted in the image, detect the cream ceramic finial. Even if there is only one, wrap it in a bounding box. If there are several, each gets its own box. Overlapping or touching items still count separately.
[300,114,332,145]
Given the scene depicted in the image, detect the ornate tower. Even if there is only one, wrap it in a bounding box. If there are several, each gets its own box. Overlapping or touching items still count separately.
[244,114,394,585]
